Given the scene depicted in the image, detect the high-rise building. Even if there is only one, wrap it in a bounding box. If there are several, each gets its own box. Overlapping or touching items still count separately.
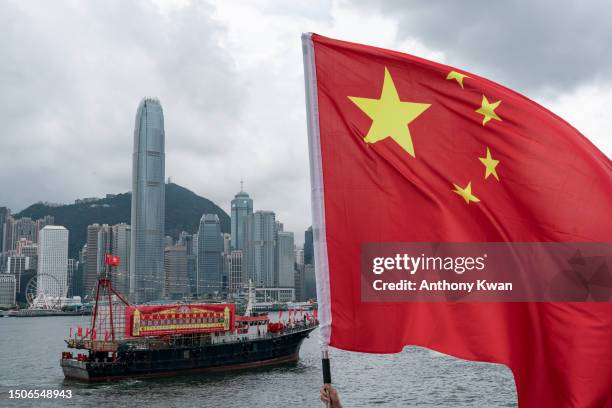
[294,248,304,270]
[7,256,27,295]
[294,247,305,301]
[178,232,197,296]
[130,97,166,303]
[164,245,189,299]
[67,258,77,297]
[35,215,55,242]
[112,223,131,295]
[12,217,37,247]
[222,233,231,254]
[228,250,243,293]
[304,226,314,266]
[230,184,253,250]
[197,214,223,295]
[244,211,276,287]
[276,231,295,288]
[303,264,317,301]
[0,274,16,307]
[96,224,112,278]
[15,238,33,255]
[73,244,87,298]
[37,225,69,298]
[0,207,9,254]
[2,215,14,253]
[20,243,38,270]
[84,224,102,299]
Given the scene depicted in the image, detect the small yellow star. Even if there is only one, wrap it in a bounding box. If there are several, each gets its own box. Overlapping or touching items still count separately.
[475,95,502,126]
[348,67,431,157]
[478,147,500,181]
[452,182,480,204]
[446,71,470,88]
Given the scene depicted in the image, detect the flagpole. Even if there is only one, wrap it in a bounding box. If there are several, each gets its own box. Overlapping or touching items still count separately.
[302,32,334,406]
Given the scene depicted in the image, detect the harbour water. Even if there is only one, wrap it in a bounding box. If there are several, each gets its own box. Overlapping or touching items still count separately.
[0,315,517,407]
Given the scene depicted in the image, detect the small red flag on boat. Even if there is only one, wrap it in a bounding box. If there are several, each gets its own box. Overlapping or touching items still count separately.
[105,254,120,267]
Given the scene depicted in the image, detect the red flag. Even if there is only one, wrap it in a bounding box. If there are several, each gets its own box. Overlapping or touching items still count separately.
[77,326,82,337]
[303,33,612,407]
[105,254,120,267]
[278,308,283,320]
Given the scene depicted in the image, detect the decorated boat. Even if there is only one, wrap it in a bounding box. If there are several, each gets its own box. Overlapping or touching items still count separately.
[60,269,317,381]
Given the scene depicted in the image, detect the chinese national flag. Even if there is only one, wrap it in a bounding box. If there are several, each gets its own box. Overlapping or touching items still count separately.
[105,254,120,267]
[302,33,612,407]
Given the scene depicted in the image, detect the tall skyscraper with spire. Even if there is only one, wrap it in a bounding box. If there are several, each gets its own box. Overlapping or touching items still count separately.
[230,181,253,250]
[130,98,165,302]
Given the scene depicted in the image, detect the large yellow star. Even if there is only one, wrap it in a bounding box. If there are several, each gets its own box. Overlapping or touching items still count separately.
[478,147,500,181]
[475,95,502,126]
[348,67,431,157]
[452,181,480,204]
[446,70,470,88]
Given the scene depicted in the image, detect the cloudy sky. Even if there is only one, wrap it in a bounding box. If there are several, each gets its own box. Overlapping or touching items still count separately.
[1,0,610,243]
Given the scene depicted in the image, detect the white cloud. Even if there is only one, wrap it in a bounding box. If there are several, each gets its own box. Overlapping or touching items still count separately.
[538,82,612,157]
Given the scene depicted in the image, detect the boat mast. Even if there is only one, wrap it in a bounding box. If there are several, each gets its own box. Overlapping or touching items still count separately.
[244,279,255,317]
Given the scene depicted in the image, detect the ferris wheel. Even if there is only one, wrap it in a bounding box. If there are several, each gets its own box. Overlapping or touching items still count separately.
[25,274,63,309]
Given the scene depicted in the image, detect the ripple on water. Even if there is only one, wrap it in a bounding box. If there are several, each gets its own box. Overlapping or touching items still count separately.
[0,315,517,407]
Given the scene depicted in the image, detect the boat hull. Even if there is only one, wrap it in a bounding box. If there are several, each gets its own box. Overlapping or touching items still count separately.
[61,327,314,382]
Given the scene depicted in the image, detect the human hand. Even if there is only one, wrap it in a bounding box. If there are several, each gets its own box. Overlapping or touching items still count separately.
[320,384,342,408]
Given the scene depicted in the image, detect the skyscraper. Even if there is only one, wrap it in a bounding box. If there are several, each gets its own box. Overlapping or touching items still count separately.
[35,215,55,242]
[228,250,243,293]
[130,98,166,303]
[276,231,295,287]
[84,223,102,299]
[303,264,317,301]
[7,255,27,295]
[197,214,223,295]
[37,225,69,298]
[304,226,314,266]
[164,245,189,299]
[230,184,253,250]
[67,258,77,297]
[244,211,276,287]
[0,275,16,307]
[96,224,112,278]
[12,217,37,247]
[2,215,14,253]
[112,223,131,295]
[0,207,9,253]
[178,231,197,296]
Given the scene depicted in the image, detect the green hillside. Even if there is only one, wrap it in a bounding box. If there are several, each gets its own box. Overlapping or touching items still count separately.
[15,183,230,259]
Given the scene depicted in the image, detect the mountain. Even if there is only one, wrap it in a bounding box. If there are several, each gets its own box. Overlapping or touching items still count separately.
[15,183,230,259]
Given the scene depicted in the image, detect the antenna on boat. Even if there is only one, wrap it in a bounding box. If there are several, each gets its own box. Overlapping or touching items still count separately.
[244,279,255,317]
